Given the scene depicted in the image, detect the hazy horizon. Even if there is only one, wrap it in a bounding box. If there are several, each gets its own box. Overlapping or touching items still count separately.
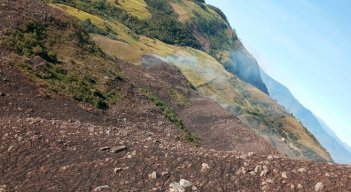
[207,0,351,147]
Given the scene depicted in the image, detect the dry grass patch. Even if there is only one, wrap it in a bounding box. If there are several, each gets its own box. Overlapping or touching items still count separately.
[283,116,331,161]
[92,34,143,63]
[110,0,150,19]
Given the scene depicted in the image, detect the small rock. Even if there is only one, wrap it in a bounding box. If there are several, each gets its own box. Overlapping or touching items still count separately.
[315,182,324,191]
[267,155,273,160]
[298,168,306,173]
[263,165,268,170]
[260,170,268,177]
[0,185,6,192]
[131,150,137,156]
[290,184,295,190]
[122,167,129,170]
[161,171,170,177]
[325,172,330,177]
[179,179,193,188]
[254,165,262,173]
[201,163,210,172]
[110,145,127,153]
[99,146,110,151]
[191,186,198,191]
[262,186,269,191]
[281,171,287,179]
[92,185,110,191]
[249,171,256,176]
[113,167,122,173]
[266,178,274,184]
[0,92,5,96]
[236,167,246,175]
[149,171,157,179]
[169,182,185,192]
[7,145,14,152]
[297,184,303,189]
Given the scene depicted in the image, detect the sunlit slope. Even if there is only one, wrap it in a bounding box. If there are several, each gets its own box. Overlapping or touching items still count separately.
[50,1,331,162]
[108,0,150,19]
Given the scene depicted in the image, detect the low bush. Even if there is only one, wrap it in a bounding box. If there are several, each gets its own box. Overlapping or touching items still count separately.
[1,22,58,63]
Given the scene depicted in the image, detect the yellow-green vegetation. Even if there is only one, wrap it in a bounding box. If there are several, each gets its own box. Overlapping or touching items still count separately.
[92,34,143,63]
[0,19,122,109]
[284,116,330,161]
[170,89,190,106]
[158,49,330,161]
[170,2,190,23]
[172,0,225,22]
[108,0,150,19]
[170,0,236,52]
[51,0,202,48]
[141,89,198,144]
[51,4,106,27]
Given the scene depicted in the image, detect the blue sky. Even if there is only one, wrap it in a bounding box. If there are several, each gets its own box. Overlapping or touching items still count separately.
[206,0,351,146]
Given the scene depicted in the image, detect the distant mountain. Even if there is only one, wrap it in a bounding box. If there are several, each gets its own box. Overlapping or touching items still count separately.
[261,70,351,164]
[317,118,351,155]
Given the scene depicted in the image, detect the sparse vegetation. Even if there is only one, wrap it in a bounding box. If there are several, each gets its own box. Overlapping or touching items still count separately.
[190,11,234,51]
[0,22,58,63]
[0,19,122,110]
[141,89,198,144]
[50,0,202,49]
[81,18,117,39]
[170,89,191,106]
[207,5,228,22]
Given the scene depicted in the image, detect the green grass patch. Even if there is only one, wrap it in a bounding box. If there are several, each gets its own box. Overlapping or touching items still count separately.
[0,22,58,63]
[1,20,122,110]
[141,89,198,144]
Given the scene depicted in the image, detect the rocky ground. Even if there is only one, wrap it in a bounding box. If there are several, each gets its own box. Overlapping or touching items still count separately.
[1,0,351,191]
[1,52,351,192]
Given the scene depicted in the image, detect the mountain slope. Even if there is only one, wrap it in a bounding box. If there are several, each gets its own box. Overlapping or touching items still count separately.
[261,70,351,164]
[169,0,269,94]
[2,0,351,191]
[40,0,332,161]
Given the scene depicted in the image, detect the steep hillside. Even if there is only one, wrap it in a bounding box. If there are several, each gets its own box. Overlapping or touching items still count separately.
[169,0,269,94]
[261,70,351,164]
[2,0,351,191]
[35,0,332,161]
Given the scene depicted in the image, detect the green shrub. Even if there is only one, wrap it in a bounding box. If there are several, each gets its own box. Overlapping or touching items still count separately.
[52,0,202,49]
[207,5,228,22]
[190,11,233,51]
[141,90,199,144]
[1,21,122,110]
[1,22,58,63]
